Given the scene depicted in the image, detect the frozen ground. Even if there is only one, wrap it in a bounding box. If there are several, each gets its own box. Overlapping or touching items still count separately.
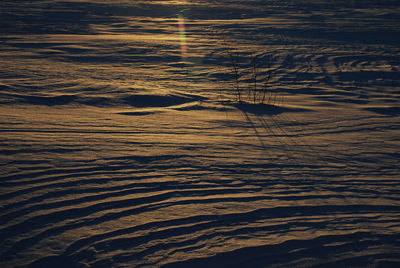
[1,0,400,267]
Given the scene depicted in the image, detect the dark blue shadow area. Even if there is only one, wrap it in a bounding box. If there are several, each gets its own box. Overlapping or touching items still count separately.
[123,94,204,108]
[161,232,400,268]
[28,255,83,268]
[0,0,181,35]
[233,103,311,115]
[22,94,77,106]
[364,107,400,116]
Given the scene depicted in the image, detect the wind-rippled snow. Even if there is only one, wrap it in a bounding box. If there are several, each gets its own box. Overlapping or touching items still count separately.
[1,0,399,267]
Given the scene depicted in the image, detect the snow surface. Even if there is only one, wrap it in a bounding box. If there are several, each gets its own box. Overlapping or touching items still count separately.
[1,0,399,267]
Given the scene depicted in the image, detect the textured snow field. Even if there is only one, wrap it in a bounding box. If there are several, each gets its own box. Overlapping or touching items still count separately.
[1,1,400,267]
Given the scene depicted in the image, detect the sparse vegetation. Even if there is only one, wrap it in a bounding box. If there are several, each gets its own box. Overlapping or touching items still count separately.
[213,30,281,106]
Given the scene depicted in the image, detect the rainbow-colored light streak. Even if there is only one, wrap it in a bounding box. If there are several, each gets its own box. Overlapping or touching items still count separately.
[178,13,187,57]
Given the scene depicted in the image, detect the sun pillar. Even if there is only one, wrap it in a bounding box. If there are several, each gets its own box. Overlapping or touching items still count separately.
[178,13,187,57]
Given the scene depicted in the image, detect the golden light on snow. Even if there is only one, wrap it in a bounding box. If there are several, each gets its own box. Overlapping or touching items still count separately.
[1,0,399,267]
